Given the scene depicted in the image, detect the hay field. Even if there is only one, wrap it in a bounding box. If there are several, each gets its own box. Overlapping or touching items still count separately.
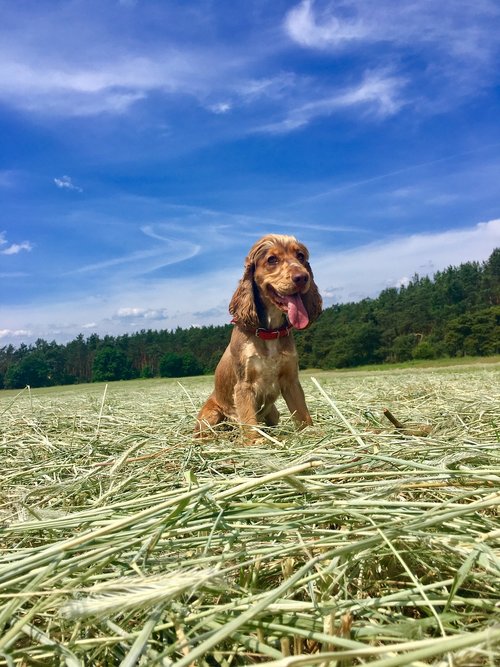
[1,365,499,666]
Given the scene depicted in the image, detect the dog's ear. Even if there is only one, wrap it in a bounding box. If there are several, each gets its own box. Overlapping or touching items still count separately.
[229,258,260,328]
[296,241,323,325]
[302,261,323,325]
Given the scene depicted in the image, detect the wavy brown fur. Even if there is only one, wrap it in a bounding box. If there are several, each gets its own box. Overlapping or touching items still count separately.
[196,234,322,441]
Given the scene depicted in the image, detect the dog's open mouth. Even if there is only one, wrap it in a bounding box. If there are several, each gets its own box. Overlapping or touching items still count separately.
[267,287,309,329]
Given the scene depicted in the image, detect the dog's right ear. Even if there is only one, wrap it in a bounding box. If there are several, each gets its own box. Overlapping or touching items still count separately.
[302,262,323,325]
[229,259,260,329]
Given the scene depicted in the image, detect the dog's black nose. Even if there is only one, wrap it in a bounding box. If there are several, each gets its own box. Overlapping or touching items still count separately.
[293,272,309,287]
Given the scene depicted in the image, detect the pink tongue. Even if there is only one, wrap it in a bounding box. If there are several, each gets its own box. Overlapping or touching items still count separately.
[285,294,309,329]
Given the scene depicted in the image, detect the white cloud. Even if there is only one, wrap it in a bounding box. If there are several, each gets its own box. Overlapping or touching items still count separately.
[1,241,33,256]
[208,102,232,114]
[0,328,32,339]
[114,308,170,320]
[315,219,500,303]
[0,232,33,255]
[54,175,83,192]
[285,0,368,50]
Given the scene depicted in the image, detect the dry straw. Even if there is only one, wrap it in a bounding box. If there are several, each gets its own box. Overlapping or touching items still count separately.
[0,366,499,665]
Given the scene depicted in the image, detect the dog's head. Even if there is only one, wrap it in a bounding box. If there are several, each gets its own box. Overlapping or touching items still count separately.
[229,234,322,329]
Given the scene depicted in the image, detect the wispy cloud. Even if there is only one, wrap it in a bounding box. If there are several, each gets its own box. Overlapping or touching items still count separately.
[284,0,500,111]
[285,0,499,59]
[1,0,495,131]
[0,31,247,118]
[257,69,406,133]
[0,46,296,122]
[295,142,500,204]
[67,228,200,277]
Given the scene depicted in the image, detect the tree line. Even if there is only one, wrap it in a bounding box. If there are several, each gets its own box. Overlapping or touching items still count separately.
[1,248,499,389]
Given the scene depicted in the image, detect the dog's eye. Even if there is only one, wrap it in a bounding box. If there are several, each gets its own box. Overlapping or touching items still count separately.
[267,255,279,265]
[296,251,306,262]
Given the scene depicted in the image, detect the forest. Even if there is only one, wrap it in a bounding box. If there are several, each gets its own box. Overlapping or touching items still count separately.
[1,248,499,389]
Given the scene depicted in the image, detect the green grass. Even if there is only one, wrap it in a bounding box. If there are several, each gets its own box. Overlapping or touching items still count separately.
[1,366,499,666]
[312,354,500,374]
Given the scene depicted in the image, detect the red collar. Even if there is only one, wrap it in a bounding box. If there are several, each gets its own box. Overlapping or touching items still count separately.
[231,319,293,340]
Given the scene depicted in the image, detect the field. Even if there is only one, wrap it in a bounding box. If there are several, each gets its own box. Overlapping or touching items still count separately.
[1,364,499,666]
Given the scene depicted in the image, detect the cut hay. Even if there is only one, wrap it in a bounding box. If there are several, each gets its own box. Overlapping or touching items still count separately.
[0,366,499,666]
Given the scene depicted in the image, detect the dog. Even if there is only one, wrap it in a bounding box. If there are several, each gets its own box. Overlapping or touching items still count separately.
[195,234,322,440]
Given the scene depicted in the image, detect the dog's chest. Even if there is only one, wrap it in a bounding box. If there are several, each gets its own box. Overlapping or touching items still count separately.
[243,339,293,392]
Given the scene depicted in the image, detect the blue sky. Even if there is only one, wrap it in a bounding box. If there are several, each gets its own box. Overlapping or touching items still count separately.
[1,0,500,345]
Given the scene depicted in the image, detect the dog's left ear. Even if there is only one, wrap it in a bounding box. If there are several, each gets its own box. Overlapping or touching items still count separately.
[302,261,323,324]
[229,258,260,328]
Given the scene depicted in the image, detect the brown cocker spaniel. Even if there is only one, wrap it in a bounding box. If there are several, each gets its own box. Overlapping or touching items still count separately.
[195,234,322,440]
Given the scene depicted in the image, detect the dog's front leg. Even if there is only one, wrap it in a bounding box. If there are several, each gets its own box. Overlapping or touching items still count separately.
[233,381,262,442]
[280,379,313,429]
